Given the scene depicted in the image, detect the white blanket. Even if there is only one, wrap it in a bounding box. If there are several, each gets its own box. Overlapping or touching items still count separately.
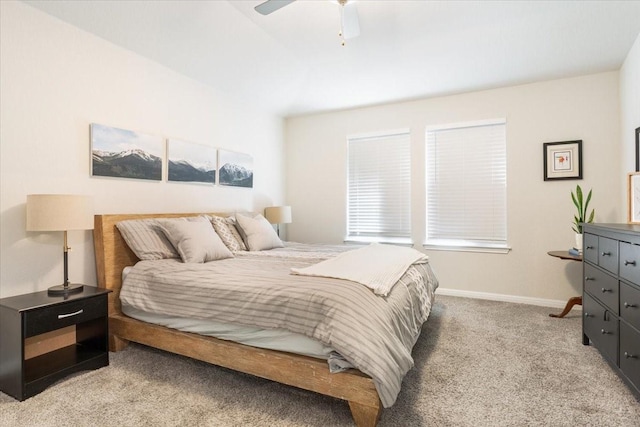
[291,243,428,296]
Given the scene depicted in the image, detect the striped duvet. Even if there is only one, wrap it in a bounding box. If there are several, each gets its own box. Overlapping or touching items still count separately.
[119,243,439,407]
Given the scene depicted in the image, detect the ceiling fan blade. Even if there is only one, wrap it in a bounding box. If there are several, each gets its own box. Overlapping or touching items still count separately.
[342,2,360,39]
[254,0,296,15]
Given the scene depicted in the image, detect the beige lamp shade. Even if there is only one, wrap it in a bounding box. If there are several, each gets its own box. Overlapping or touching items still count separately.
[264,206,292,225]
[26,194,94,231]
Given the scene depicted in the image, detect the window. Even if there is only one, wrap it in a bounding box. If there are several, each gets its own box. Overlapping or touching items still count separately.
[346,130,411,244]
[425,119,508,252]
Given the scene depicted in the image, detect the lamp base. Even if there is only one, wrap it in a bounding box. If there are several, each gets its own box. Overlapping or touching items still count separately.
[48,283,84,296]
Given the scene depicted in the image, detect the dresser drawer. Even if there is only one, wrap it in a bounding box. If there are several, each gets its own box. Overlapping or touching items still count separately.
[620,282,640,330]
[620,322,640,392]
[598,237,619,275]
[583,293,619,365]
[584,264,619,314]
[620,242,640,286]
[583,233,599,264]
[24,295,107,337]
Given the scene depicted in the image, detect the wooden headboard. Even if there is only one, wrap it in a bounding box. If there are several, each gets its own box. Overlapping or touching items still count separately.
[93,213,227,315]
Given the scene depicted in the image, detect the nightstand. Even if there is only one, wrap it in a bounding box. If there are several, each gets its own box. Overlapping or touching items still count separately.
[0,286,111,401]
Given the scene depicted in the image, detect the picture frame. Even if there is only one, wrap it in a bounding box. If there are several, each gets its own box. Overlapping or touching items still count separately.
[218,149,254,188]
[635,127,640,172]
[167,139,216,184]
[91,123,163,181]
[628,172,640,224]
[543,140,582,181]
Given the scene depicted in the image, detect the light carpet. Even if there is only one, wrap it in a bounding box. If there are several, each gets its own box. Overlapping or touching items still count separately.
[1,295,638,426]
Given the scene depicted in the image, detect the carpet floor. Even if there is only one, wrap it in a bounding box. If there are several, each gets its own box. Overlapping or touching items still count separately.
[1,295,638,426]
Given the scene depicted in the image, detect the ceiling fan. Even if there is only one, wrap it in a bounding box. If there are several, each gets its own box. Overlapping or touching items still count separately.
[255,0,361,45]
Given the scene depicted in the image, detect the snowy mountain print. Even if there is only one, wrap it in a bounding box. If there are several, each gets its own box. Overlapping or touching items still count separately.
[218,150,253,188]
[91,123,163,181]
[167,139,216,184]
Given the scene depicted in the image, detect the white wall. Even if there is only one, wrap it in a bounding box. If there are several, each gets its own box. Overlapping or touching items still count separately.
[620,33,640,209]
[285,72,621,305]
[0,2,284,297]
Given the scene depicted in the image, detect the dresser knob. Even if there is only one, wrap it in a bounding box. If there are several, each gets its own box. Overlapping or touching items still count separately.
[601,251,611,256]
[601,329,611,335]
[624,302,638,308]
[601,288,611,293]
[585,277,594,281]
[624,352,637,359]
[586,245,594,250]
[584,312,593,318]
[624,260,637,266]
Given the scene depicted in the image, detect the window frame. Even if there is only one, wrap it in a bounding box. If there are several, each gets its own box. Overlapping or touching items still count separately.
[424,118,510,254]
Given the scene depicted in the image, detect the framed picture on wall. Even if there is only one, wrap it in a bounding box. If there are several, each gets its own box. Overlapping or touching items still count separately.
[636,127,640,172]
[628,172,640,224]
[90,123,163,181]
[543,140,582,181]
[218,149,254,188]
[167,139,216,184]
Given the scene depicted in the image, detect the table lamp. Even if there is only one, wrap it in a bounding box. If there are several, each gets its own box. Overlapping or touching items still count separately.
[264,206,292,236]
[26,194,94,295]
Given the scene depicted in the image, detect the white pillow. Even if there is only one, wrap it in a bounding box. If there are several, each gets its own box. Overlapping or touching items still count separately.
[156,217,233,263]
[208,215,247,252]
[235,213,284,251]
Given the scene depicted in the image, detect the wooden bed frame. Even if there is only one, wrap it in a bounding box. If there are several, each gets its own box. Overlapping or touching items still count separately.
[93,213,382,426]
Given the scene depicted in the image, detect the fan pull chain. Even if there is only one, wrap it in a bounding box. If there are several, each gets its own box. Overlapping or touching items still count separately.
[339,0,346,46]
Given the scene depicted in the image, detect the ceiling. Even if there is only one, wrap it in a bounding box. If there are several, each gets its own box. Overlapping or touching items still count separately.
[24,1,640,118]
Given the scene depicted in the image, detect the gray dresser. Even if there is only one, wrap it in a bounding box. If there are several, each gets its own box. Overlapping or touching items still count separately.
[582,223,640,398]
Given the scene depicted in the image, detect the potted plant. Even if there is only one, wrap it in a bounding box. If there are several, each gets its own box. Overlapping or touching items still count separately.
[571,184,594,251]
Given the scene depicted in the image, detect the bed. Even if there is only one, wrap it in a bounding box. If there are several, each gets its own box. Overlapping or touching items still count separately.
[93,212,438,426]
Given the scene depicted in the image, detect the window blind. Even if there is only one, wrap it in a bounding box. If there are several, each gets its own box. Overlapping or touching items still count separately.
[425,120,507,248]
[347,131,411,242]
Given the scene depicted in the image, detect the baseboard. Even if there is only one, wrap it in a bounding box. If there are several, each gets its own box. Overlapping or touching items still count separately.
[435,287,582,311]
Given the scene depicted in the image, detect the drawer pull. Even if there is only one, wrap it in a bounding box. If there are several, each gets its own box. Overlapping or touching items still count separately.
[586,245,594,250]
[601,251,611,257]
[624,352,637,359]
[585,277,594,281]
[624,302,638,308]
[624,260,637,266]
[584,312,593,318]
[57,309,84,319]
[600,329,611,335]
[601,288,612,293]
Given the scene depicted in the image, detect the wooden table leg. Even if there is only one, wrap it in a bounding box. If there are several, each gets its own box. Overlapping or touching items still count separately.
[549,296,583,318]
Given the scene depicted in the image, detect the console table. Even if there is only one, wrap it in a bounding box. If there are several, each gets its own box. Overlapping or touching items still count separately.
[547,250,583,318]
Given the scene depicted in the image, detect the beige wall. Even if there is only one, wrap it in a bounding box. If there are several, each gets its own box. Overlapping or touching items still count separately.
[620,33,640,210]
[0,2,284,297]
[285,72,622,306]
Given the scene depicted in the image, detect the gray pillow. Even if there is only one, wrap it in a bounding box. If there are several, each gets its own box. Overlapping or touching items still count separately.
[116,218,179,260]
[235,213,284,251]
[156,217,233,263]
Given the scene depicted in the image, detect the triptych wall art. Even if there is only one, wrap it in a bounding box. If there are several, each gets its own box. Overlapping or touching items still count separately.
[90,123,253,188]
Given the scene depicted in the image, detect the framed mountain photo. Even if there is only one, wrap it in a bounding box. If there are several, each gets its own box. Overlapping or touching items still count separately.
[91,123,163,181]
[167,139,216,184]
[218,149,253,188]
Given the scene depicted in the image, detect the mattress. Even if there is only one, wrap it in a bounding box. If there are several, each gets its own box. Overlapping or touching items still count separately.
[120,302,336,360]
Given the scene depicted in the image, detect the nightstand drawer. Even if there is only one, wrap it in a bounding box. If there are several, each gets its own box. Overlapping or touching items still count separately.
[584,293,618,365]
[598,237,619,275]
[620,322,640,392]
[24,295,107,337]
[620,282,640,330]
[584,264,619,314]
[620,242,640,286]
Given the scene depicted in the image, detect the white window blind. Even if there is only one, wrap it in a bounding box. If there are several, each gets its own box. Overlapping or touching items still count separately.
[347,131,411,243]
[425,119,507,251]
